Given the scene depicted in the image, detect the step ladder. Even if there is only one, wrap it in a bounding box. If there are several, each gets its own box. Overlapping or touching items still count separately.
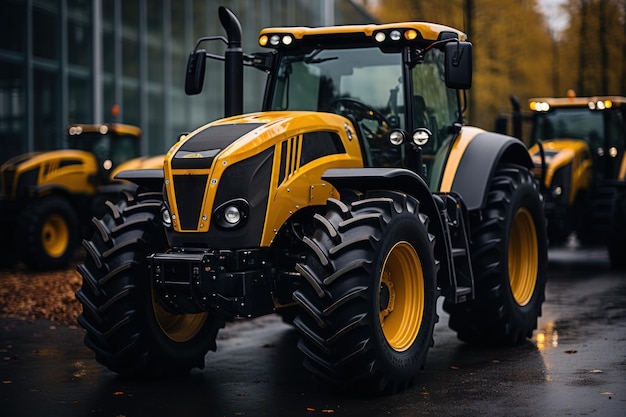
[435,193,474,304]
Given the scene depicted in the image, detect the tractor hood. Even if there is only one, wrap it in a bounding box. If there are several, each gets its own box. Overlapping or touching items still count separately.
[1,149,98,198]
[162,111,363,249]
[1,149,95,173]
[528,139,589,170]
[110,154,165,180]
[165,111,357,170]
[528,138,592,192]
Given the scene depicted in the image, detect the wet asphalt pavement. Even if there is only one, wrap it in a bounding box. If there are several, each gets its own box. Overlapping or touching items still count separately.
[1,245,625,417]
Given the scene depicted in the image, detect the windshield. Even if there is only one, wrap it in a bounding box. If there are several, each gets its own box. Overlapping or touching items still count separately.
[270,47,405,168]
[71,133,140,169]
[268,45,460,188]
[270,47,403,123]
[531,108,604,149]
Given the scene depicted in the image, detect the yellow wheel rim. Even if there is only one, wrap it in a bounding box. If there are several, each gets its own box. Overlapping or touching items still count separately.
[153,294,208,343]
[379,241,424,352]
[508,208,538,306]
[41,214,69,258]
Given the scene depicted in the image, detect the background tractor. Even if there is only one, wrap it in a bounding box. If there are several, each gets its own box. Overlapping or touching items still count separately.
[499,92,626,269]
[0,123,163,270]
[76,7,548,394]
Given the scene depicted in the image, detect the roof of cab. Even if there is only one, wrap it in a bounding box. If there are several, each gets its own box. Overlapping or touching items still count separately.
[259,21,466,47]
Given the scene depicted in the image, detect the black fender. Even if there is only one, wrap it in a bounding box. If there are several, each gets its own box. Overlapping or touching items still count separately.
[321,168,441,224]
[321,167,450,287]
[114,168,165,193]
[450,131,533,211]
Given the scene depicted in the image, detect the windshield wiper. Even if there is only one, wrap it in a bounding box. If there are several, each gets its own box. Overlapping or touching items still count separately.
[284,49,338,65]
[305,56,338,64]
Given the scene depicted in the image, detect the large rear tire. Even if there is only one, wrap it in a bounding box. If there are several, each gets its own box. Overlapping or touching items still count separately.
[18,195,79,270]
[75,190,224,376]
[445,164,547,345]
[294,190,439,393]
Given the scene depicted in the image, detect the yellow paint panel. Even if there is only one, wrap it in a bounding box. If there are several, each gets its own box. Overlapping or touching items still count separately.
[163,112,364,237]
[439,127,484,192]
[259,21,466,42]
[528,139,593,204]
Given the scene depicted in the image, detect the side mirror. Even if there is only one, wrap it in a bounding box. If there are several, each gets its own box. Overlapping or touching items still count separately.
[445,41,472,90]
[185,49,207,95]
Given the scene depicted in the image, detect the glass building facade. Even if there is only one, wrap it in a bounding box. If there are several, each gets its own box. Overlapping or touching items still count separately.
[0,0,375,163]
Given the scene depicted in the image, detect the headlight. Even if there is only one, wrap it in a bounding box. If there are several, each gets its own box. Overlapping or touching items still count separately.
[388,129,406,145]
[161,206,172,227]
[374,31,386,42]
[389,30,401,41]
[214,199,249,229]
[224,205,242,225]
[412,128,432,146]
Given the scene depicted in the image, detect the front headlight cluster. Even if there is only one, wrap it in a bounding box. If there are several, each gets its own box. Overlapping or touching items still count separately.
[373,29,419,43]
[214,199,249,229]
[259,34,294,47]
[161,205,174,228]
[161,198,249,230]
[385,128,432,147]
[530,101,550,112]
[588,100,612,110]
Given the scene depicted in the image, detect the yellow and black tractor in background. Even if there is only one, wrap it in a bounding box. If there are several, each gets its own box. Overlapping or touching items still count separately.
[503,93,626,269]
[76,7,548,394]
[0,123,163,270]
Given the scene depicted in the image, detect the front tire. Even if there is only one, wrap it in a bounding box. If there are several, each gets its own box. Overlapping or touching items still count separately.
[76,190,224,376]
[445,164,547,345]
[294,190,439,393]
[18,195,79,270]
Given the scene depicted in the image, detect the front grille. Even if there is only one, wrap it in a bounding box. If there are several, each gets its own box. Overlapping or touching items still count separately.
[172,174,208,230]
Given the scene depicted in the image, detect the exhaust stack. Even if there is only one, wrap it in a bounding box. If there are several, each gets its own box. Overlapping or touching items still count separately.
[219,7,243,117]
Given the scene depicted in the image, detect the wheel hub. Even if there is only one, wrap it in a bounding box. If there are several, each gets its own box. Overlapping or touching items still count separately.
[508,208,538,306]
[379,273,395,318]
[41,214,69,258]
[379,241,423,352]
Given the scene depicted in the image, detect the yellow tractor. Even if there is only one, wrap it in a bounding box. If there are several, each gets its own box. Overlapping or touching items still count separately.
[0,123,162,270]
[76,7,548,394]
[525,93,626,268]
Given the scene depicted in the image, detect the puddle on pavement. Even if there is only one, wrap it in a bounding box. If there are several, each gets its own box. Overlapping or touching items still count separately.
[534,320,559,351]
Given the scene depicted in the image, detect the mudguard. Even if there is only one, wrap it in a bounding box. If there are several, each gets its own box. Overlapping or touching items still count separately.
[443,128,533,211]
[321,167,447,271]
[114,168,165,192]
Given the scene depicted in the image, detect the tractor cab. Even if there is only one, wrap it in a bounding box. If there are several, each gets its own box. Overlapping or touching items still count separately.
[185,16,472,190]
[67,123,142,177]
[529,95,626,185]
